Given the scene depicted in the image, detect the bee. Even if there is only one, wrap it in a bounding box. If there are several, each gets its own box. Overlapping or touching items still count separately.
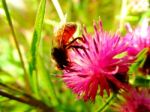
[52,23,82,69]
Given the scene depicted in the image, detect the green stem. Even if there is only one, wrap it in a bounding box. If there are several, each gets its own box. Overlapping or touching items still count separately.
[0,82,23,94]
[96,93,117,112]
[2,0,30,92]
[0,90,54,112]
[51,0,65,21]
[119,0,128,31]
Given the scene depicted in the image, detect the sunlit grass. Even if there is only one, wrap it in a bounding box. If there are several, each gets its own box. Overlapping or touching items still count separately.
[0,0,150,111]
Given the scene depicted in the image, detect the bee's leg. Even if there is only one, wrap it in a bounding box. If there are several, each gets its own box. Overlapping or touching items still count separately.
[67,45,85,49]
[66,37,83,46]
[65,37,83,49]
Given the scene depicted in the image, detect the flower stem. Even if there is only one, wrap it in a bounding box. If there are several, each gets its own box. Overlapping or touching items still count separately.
[0,90,54,112]
[2,0,30,92]
[51,0,65,21]
[96,93,117,112]
[119,0,128,31]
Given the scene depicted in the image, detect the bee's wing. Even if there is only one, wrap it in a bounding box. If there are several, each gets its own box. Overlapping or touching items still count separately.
[54,26,64,47]
[54,23,77,47]
[61,23,77,45]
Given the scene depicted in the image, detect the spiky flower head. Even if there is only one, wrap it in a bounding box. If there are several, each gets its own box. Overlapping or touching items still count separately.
[62,21,132,101]
[124,19,150,56]
[124,19,150,74]
[116,89,150,112]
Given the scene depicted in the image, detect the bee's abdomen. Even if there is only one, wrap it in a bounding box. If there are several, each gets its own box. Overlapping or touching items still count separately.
[52,47,69,69]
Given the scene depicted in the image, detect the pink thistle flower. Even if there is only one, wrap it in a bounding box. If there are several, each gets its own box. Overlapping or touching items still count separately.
[124,19,150,56]
[124,19,150,74]
[62,21,132,101]
[118,89,150,112]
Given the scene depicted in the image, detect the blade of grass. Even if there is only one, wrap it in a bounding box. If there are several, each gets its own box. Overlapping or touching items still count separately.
[0,90,54,112]
[2,0,30,92]
[29,0,46,96]
[119,0,128,32]
[96,93,117,112]
[37,55,59,106]
[51,0,65,21]
[129,48,148,74]
[133,76,150,87]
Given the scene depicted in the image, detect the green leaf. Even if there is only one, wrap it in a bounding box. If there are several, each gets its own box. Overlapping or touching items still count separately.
[2,0,14,32]
[113,51,127,59]
[129,48,148,74]
[29,0,46,75]
[133,76,150,87]
[29,0,46,95]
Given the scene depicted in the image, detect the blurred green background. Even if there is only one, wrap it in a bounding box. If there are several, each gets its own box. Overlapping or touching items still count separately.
[0,0,149,112]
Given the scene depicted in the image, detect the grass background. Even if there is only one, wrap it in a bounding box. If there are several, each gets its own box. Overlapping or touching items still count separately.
[0,0,149,111]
